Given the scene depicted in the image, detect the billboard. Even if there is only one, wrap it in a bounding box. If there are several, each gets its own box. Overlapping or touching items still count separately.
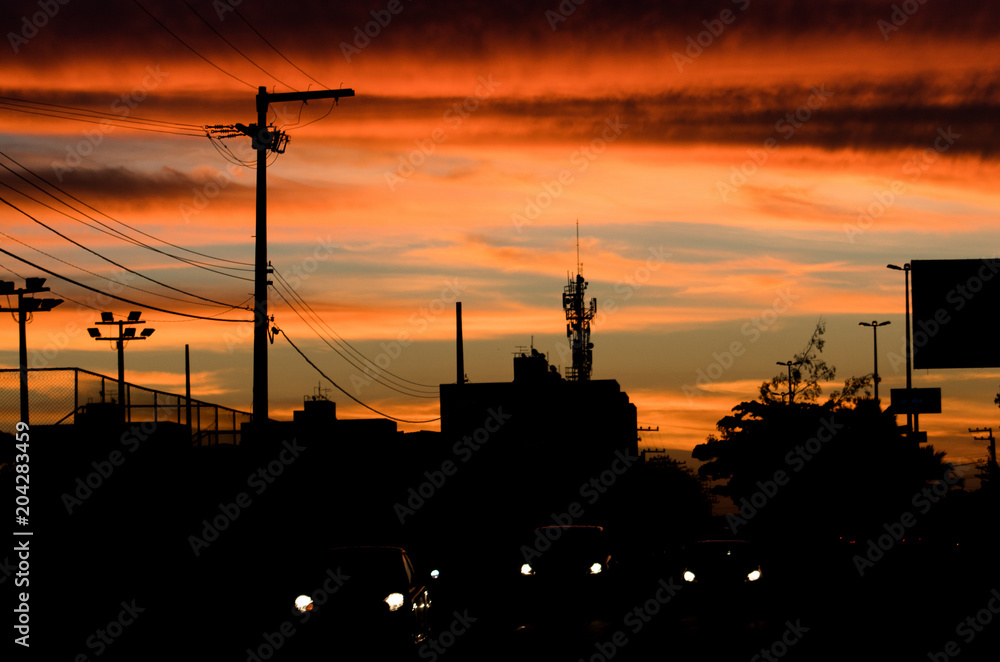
[890,388,942,414]
[910,258,1000,369]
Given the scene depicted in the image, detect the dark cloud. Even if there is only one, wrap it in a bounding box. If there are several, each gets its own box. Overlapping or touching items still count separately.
[7,0,1000,67]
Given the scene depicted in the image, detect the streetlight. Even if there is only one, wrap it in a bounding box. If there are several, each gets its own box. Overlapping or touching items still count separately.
[776,360,803,404]
[88,311,155,423]
[859,320,891,406]
[0,278,63,425]
[887,264,913,432]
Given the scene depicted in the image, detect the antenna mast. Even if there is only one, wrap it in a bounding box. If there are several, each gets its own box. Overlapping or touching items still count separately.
[563,221,597,381]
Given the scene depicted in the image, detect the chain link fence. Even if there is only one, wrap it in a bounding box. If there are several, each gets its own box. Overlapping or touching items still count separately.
[0,367,250,444]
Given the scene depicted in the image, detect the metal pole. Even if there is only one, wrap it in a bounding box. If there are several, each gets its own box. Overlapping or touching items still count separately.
[18,292,28,424]
[905,267,917,432]
[786,362,794,404]
[872,324,880,406]
[253,86,269,426]
[456,302,464,385]
[185,344,192,432]
[117,327,125,423]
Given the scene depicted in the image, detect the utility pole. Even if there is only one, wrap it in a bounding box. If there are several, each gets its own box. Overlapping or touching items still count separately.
[88,311,155,423]
[211,85,354,426]
[0,278,63,425]
[970,427,997,470]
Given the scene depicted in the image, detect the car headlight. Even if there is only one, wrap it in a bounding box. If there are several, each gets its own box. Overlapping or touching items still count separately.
[683,571,696,582]
[589,562,603,575]
[384,592,405,611]
[520,563,535,576]
[747,569,761,582]
[294,595,314,613]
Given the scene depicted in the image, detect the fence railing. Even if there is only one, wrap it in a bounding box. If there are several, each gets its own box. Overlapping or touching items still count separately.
[0,367,251,444]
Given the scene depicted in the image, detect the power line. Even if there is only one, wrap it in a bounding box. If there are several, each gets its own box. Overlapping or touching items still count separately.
[131,0,257,90]
[181,0,296,91]
[0,224,239,311]
[279,328,441,424]
[271,266,437,391]
[271,280,436,399]
[0,95,204,130]
[0,259,103,311]
[0,102,206,138]
[231,6,329,89]
[0,150,255,275]
[0,194,246,309]
[0,246,250,323]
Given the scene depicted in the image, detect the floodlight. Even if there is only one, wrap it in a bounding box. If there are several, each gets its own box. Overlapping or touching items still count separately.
[140,328,155,337]
[0,281,14,294]
[38,299,64,311]
[24,277,46,291]
[88,328,101,338]
[101,312,114,322]
[128,311,141,321]
[123,328,136,338]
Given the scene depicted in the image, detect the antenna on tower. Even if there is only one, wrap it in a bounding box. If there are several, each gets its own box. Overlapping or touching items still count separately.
[576,219,582,274]
[563,221,597,381]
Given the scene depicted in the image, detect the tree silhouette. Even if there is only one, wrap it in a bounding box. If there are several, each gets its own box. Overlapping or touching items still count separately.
[759,319,871,406]
[694,325,952,547]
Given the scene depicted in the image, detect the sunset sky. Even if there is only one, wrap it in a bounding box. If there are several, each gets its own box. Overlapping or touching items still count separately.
[2,0,998,470]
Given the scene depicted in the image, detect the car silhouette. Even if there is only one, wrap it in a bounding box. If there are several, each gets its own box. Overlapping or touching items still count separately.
[681,539,763,587]
[286,545,435,653]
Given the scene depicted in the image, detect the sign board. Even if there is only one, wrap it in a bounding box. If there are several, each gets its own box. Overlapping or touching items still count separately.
[910,259,1000,369]
[890,388,942,414]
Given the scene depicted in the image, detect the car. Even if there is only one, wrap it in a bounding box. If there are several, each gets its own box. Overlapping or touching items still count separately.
[286,545,436,653]
[680,539,763,587]
[519,525,614,580]
[516,525,615,621]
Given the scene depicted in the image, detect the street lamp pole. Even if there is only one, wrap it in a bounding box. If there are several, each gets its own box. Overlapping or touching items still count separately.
[0,278,63,425]
[859,320,890,406]
[89,311,155,423]
[887,264,913,431]
[776,360,802,404]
